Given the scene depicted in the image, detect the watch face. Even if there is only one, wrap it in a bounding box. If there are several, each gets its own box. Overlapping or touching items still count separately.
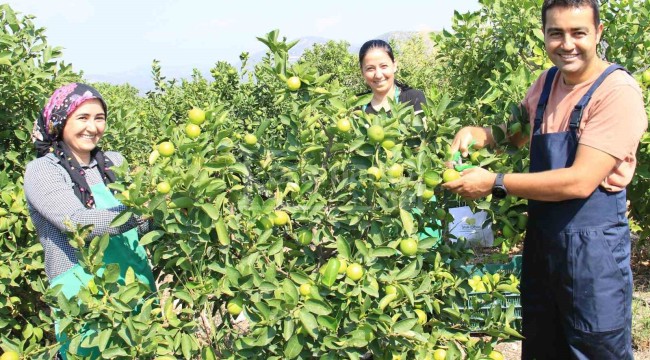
[492,187,507,198]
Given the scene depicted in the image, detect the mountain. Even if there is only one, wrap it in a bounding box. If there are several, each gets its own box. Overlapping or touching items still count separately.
[86,31,423,94]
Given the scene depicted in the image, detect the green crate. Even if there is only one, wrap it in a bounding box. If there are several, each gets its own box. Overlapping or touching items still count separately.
[459,255,522,331]
[461,254,522,277]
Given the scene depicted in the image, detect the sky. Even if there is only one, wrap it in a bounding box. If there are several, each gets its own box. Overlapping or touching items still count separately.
[5,0,481,91]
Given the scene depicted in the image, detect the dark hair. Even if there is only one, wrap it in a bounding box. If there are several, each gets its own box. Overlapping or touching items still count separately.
[357,39,411,92]
[542,0,600,29]
[358,39,395,67]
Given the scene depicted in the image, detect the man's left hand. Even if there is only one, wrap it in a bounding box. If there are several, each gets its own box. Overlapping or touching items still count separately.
[441,167,497,199]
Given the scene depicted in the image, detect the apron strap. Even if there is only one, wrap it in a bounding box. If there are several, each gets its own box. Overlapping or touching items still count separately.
[533,67,559,133]
[568,64,626,130]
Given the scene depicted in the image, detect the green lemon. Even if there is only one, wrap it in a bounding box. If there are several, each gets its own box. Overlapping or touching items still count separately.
[158,142,175,157]
[423,170,442,187]
[188,107,206,125]
[297,229,313,245]
[442,169,460,183]
[185,123,201,139]
[488,351,504,360]
[381,139,396,150]
[286,76,301,91]
[386,163,404,178]
[156,181,171,194]
[433,349,447,360]
[244,133,257,146]
[299,283,312,296]
[272,210,290,226]
[502,224,516,238]
[367,125,385,143]
[346,263,364,281]
[422,188,434,200]
[367,166,382,180]
[414,309,427,325]
[399,238,418,256]
[227,298,243,316]
[337,118,351,132]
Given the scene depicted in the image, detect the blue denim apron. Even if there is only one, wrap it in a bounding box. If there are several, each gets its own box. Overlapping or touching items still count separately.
[520,65,633,360]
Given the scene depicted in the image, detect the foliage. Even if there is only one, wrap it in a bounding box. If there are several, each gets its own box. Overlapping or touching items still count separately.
[298,40,364,95]
[0,5,80,356]
[1,0,649,358]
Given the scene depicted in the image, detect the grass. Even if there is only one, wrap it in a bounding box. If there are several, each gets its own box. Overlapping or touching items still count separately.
[633,293,650,352]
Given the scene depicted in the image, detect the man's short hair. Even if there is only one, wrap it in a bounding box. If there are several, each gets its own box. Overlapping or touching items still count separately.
[542,0,600,29]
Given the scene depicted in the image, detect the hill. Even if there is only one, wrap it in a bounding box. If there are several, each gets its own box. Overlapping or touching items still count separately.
[86,31,428,94]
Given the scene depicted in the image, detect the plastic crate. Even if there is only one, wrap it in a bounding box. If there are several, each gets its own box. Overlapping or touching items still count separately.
[459,255,522,331]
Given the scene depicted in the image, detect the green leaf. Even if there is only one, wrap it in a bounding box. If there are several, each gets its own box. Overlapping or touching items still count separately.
[442,307,461,320]
[283,319,295,341]
[317,315,338,332]
[103,263,121,283]
[354,240,369,259]
[336,237,351,259]
[321,258,340,287]
[102,347,129,358]
[181,333,193,360]
[491,125,506,144]
[395,260,419,281]
[303,145,325,155]
[110,210,133,228]
[304,299,332,315]
[140,230,164,246]
[199,203,220,220]
[282,279,299,305]
[370,246,396,258]
[215,218,230,246]
[268,238,283,256]
[97,329,112,352]
[393,318,417,334]
[175,290,194,307]
[299,308,320,340]
[118,283,141,303]
[399,208,415,235]
[284,334,303,359]
[229,163,249,176]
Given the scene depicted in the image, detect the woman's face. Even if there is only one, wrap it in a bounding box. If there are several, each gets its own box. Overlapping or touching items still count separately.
[361,48,397,95]
[61,99,106,162]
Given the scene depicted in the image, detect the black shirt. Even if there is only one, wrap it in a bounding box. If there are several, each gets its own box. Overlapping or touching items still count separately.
[363,88,426,115]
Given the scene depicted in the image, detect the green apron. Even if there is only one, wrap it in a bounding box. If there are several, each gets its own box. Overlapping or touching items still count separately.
[52,183,155,359]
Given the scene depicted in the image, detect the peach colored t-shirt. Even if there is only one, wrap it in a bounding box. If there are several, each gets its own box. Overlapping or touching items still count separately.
[523,67,648,191]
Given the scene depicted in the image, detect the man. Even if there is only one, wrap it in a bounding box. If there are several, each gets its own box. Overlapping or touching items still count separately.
[442,0,647,359]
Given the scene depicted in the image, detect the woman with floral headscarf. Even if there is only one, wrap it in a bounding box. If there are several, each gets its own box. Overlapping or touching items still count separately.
[24,83,155,359]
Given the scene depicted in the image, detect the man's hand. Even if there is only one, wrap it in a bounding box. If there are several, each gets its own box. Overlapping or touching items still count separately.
[441,167,497,200]
[449,126,494,158]
[450,127,477,158]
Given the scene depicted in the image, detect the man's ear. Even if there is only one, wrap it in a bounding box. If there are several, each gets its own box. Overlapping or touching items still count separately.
[595,22,604,43]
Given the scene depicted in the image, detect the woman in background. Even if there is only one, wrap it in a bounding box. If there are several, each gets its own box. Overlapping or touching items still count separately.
[358,39,425,115]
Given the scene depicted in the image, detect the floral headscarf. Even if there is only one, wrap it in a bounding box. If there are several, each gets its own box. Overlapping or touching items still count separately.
[32,83,116,208]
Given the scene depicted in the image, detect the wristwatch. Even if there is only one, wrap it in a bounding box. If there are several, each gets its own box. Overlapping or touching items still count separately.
[492,173,508,199]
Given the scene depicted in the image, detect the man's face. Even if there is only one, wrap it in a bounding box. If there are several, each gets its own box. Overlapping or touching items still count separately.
[544,5,603,85]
